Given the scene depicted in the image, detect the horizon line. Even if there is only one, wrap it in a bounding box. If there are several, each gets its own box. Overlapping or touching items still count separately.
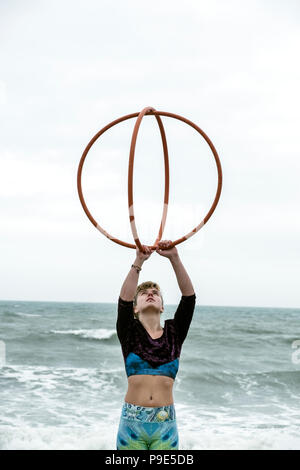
[0,298,299,311]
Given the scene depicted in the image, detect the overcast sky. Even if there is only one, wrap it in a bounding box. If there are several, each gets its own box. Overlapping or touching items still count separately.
[1,0,299,308]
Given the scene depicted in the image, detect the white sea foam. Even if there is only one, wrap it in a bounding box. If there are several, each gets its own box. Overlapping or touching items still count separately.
[179,425,300,450]
[0,364,123,388]
[1,407,300,450]
[13,312,41,317]
[50,328,116,340]
[0,422,119,450]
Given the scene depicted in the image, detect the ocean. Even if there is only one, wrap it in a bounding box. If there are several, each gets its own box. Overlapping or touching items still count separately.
[0,299,299,450]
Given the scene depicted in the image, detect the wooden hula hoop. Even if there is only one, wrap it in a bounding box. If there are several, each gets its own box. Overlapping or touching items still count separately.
[77,107,222,252]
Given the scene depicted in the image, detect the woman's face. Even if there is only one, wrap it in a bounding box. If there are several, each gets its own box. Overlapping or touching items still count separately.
[134,288,164,315]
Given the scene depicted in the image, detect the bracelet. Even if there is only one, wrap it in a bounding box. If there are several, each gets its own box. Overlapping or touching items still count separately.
[131,264,142,273]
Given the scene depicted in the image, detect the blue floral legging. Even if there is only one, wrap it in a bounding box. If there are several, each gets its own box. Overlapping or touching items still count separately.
[116,402,179,450]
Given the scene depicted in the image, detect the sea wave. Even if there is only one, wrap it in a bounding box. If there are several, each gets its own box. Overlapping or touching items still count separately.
[50,328,116,341]
[1,311,41,318]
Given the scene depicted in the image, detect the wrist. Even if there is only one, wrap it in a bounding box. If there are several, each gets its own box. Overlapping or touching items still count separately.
[134,257,144,268]
[169,254,180,263]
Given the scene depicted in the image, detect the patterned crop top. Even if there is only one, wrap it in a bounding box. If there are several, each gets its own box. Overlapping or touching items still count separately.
[116,293,196,380]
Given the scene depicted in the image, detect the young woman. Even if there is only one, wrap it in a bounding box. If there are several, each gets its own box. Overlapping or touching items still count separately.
[116,239,196,450]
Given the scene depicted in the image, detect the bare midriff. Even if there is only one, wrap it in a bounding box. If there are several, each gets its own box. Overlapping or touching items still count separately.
[125,374,174,407]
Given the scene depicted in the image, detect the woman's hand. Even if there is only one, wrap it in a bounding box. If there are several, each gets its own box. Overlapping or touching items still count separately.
[156,240,178,260]
[136,245,155,262]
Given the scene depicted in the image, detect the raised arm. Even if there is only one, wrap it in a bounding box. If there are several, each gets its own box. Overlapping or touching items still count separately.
[120,245,154,301]
[156,240,195,344]
[169,256,195,296]
[156,240,195,296]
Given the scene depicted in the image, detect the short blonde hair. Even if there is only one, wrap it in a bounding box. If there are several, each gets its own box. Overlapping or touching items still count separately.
[133,281,164,310]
